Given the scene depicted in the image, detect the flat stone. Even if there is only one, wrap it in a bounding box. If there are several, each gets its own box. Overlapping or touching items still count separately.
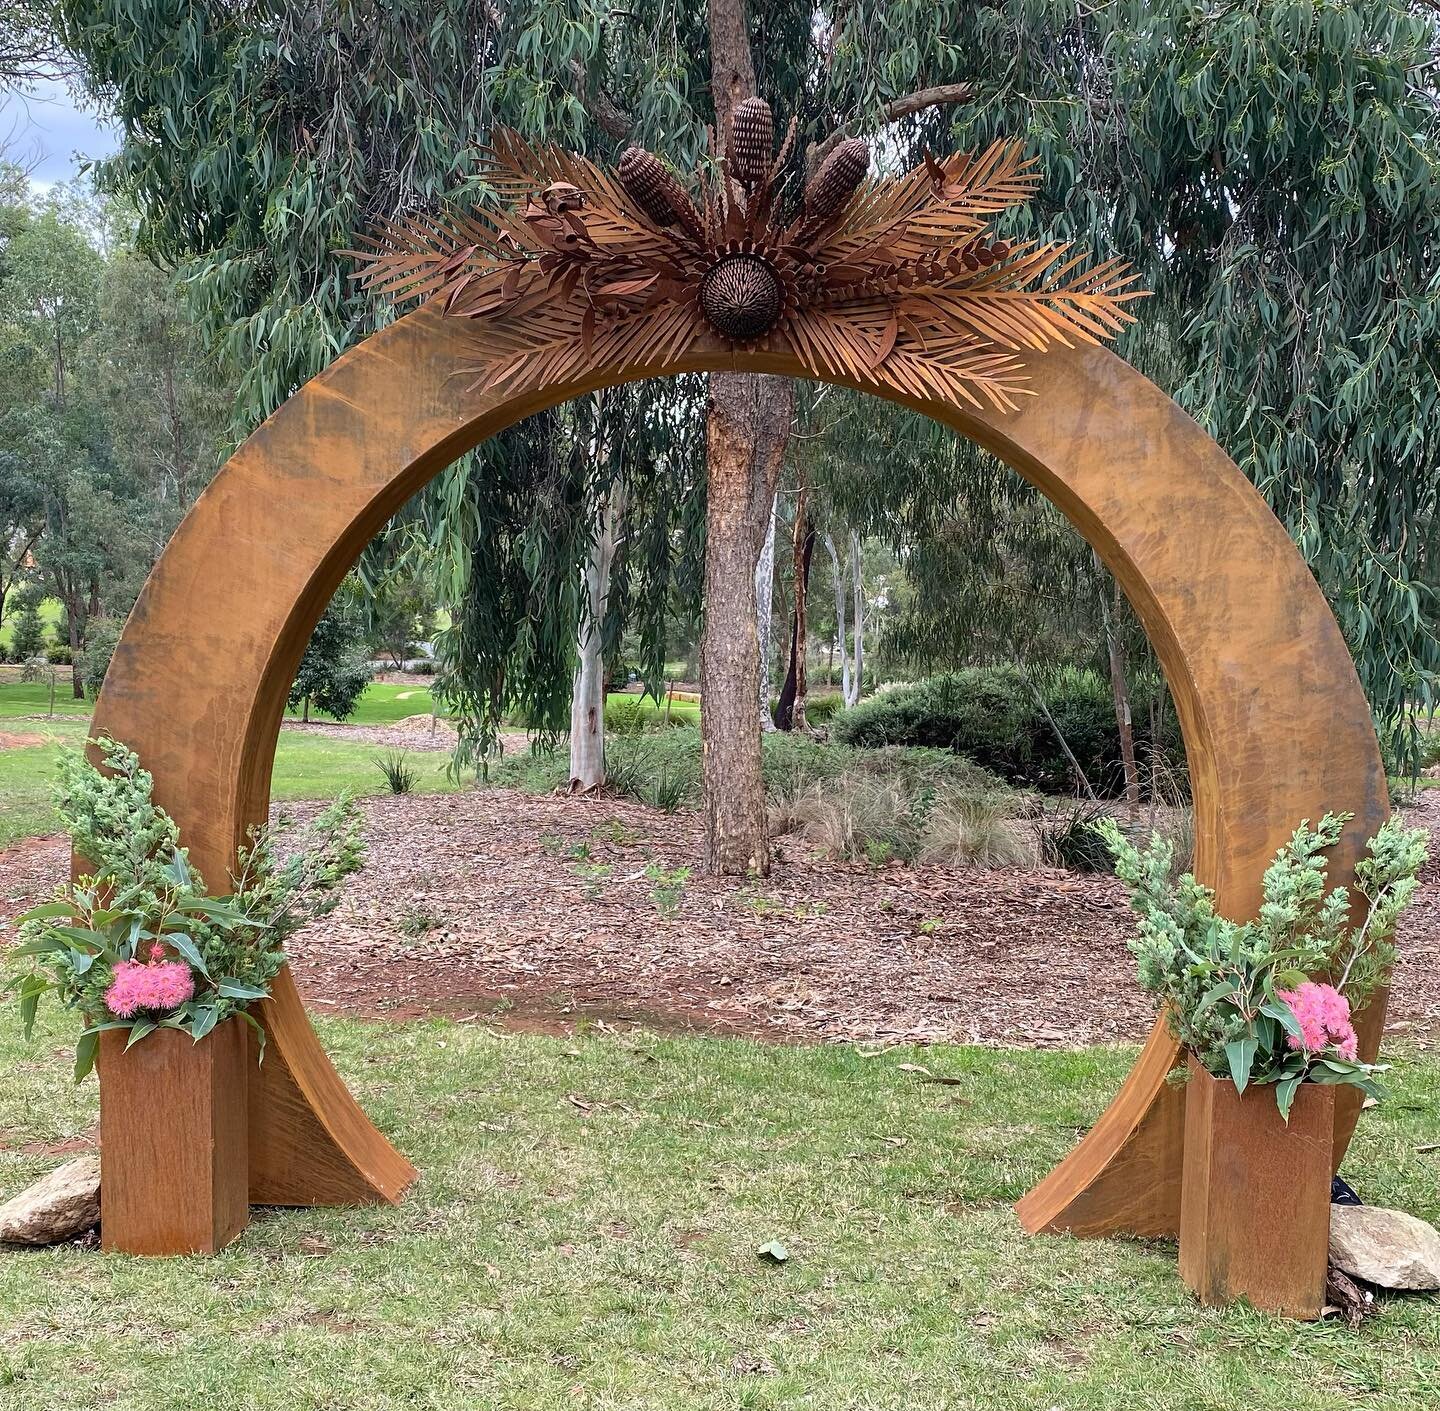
[0,1156,101,1246]
[1329,1204,1440,1290]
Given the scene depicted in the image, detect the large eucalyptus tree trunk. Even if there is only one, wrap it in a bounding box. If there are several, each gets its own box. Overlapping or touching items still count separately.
[847,530,864,706]
[568,482,625,792]
[823,531,851,704]
[700,0,793,875]
[755,491,778,732]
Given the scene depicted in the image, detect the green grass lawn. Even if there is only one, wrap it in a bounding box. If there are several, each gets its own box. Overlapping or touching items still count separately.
[0,1016,1436,1409]
[286,680,441,725]
[0,681,90,719]
[0,723,462,848]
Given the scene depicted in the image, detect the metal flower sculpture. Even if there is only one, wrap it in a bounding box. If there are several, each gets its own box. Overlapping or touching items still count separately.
[350,98,1146,412]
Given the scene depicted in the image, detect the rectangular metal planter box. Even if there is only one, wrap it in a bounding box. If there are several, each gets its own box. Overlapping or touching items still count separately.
[99,1018,250,1255]
[1179,1056,1334,1319]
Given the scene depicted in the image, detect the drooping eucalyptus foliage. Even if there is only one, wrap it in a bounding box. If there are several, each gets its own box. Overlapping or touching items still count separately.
[56,1,720,752]
[922,1,1440,758]
[52,1,1021,762]
[56,1,1440,768]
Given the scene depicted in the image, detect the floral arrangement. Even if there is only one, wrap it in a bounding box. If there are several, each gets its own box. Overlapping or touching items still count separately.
[6,738,364,1079]
[1097,812,1427,1118]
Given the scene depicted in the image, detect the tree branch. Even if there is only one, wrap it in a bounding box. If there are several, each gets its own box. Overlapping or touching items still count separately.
[808,82,976,171]
[566,59,634,141]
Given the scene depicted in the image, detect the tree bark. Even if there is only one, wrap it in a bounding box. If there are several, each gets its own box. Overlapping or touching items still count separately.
[569,481,625,792]
[847,530,864,707]
[701,373,788,875]
[823,531,850,703]
[700,0,793,875]
[775,490,816,731]
[754,491,778,732]
[1097,561,1140,817]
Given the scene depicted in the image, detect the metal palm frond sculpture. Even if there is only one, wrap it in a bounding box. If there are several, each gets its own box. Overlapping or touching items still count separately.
[349,99,1147,412]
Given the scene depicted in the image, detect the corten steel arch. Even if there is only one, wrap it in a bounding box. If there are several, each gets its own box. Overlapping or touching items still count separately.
[92,304,1389,1248]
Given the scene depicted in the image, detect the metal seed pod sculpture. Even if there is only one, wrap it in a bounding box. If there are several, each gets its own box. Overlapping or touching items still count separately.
[348,106,1147,411]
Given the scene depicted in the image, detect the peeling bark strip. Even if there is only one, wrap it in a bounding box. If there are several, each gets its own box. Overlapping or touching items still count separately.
[755,492,778,731]
[569,479,625,792]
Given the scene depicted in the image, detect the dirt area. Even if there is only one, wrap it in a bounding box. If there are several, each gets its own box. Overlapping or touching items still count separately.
[280,715,460,751]
[4,787,1438,1049]
[0,730,48,749]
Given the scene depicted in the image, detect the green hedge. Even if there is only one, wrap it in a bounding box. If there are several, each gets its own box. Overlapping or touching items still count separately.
[832,665,1185,798]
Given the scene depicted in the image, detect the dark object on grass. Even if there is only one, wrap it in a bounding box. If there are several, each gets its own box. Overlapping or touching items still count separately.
[1331,1175,1363,1206]
[1324,1261,1377,1326]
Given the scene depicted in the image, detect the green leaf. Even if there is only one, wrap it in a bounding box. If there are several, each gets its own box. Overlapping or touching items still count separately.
[756,1240,789,1264]
[124,1020,159,1051]
[1225,1037,1258,1094]
[175,898,251,929]
[73,1028,99,1083]
[189,1005,221,1042]
[237,1008,267,1065]
[1260,1000,1305,1044]
[18,977,49,1040]
[13,901,80,923]
[214,978,268,1002]
[164,848,192,889]
[1194,981,1239,1019]
[1275,1072,1305,1123]
[164,932,211,980]
[5,934,67,959]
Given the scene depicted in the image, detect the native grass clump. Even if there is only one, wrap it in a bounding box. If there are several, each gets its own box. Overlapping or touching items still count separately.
[1099,813,1426,1117]
[6,739,364,1078]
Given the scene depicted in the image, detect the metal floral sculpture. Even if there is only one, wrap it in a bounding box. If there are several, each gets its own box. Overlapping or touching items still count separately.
[350,99,1146,411]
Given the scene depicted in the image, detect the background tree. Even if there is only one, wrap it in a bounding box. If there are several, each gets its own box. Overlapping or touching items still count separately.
[288,587,373,723]
[55,0,976,871]
[0,168,234,689]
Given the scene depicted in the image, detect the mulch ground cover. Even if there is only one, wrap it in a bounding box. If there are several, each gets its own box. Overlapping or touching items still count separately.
[4,777,1437,1050]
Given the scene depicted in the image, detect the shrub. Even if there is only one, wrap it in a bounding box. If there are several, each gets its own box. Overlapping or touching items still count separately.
[374,749,418,794]
[8,602,45,661]
[804,692,844,724]
[410,658,437,676]
[832,665,1185,798]
[919,793,1037,868]
[1038,799,1115,872]
[46,644,73,665]
[78,618,122,697]
[771,776,920,862]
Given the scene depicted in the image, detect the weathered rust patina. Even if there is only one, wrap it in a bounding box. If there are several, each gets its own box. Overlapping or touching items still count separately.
[91,306,1389,1253]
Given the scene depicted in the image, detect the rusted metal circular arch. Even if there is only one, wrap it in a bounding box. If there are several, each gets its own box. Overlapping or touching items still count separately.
[91,305,1388,1237]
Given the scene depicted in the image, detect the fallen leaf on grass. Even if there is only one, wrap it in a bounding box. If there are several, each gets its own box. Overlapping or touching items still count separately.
[756,1240,789,1263]
[896,1061,964,1085]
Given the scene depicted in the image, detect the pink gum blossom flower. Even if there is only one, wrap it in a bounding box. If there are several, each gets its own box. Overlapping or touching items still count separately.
[1277,981,1359,1062]
[104,958,195,1019]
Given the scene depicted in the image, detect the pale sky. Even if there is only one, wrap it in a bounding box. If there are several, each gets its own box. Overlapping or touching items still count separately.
[0,72,119,189]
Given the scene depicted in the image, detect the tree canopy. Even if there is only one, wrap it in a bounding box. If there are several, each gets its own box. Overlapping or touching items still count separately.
[53,1,1440,760]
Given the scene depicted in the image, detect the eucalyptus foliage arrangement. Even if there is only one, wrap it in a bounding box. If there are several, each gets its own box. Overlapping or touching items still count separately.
[1098,813,1426,1118]
[6,739,364,1080]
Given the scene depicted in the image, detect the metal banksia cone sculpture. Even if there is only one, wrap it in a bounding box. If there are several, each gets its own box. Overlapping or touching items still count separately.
[349,99,1146,409]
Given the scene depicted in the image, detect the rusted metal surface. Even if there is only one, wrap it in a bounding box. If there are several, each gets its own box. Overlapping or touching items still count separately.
[90,306,1388,1253]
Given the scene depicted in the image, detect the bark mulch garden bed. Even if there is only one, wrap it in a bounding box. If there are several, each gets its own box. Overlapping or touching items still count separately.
[4,786,1437,1049]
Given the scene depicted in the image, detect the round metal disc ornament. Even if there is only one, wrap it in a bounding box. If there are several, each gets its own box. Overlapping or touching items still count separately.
[700,253,783,342]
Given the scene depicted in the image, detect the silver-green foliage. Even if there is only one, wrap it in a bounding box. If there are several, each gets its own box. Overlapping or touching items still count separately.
[6,738,365,1078]
[1098,810,1427,1114]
